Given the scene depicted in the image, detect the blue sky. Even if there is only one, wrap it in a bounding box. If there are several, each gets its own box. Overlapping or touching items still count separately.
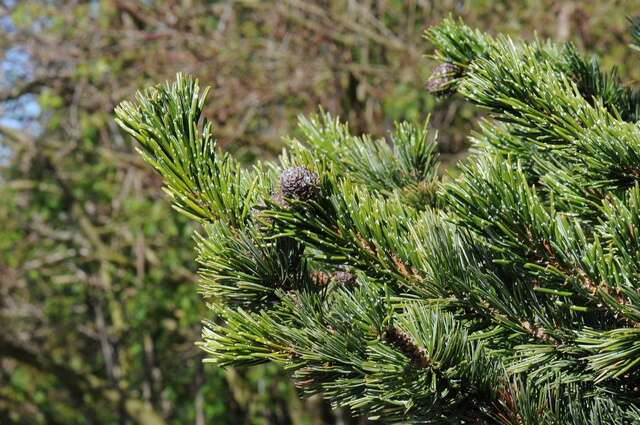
[0,2,41,164]
[1,3,41,133]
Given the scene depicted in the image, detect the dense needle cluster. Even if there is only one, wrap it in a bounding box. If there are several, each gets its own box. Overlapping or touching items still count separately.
[115,17,640,424]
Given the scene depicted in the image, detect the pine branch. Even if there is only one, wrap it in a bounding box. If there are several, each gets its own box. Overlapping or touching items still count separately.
[114,74,260,226]
[117,18,640,419]
[427,18,639,121]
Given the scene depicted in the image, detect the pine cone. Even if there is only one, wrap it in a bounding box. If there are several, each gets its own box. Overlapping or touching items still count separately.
[426,63,460,96]
[310,270,330,287]
[384,325,431,368]
[333,270,356,286]
[279,167,320,202]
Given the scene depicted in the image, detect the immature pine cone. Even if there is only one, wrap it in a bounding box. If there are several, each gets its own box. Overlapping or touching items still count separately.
[384,326,431,368]
[310,271,331,287]
[333,271,357,286]
[426,62,460,96]
[279,167,320,201]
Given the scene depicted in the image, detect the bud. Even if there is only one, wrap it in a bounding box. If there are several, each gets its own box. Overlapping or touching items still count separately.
[279,167,320,202]
[426,62,460,96]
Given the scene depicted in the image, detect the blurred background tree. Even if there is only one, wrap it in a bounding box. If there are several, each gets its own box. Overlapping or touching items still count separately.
[1,1,639,424]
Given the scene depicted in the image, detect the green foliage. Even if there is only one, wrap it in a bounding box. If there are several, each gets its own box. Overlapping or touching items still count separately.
[118,16,640,424]
[7,1,640,424]
[115,75,257,226]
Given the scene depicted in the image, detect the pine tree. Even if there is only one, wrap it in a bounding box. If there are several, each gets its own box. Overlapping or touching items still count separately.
[115,18,640,424]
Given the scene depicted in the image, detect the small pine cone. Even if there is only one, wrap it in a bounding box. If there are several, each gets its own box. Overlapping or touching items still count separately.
[280,167,320,202]
[333,271,357,286]
[310,270,330,287]
[426,62,460,96]
[384,325,431,368]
